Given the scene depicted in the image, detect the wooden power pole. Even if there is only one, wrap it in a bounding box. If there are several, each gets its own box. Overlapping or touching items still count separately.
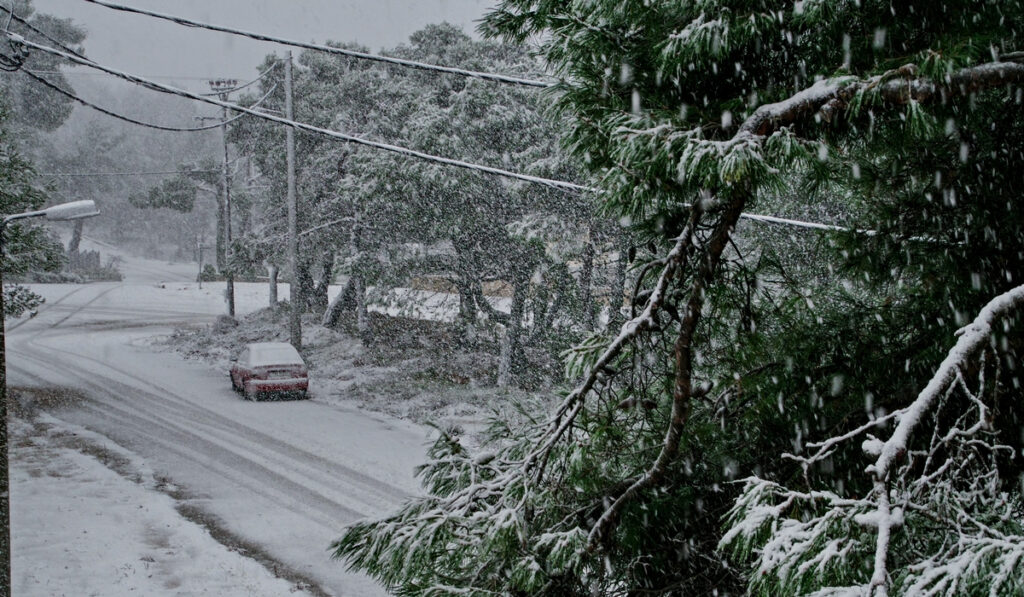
[209,78,238,317]
[284,52,301,349]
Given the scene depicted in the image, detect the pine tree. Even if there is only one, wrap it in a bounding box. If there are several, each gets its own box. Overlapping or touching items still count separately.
[1,1,88,313]
[0,103,63,316]
[333,2,1024,595]
[0,0,86,133]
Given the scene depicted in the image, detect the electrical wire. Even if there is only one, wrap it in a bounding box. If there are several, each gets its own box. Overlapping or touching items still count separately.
[83,0,556,89]
[10,34,588,191]
[38,169,220,177]
[27,69,256,80]
[10,33,873,235]
[23,68,277,132]
[0,4,27,71]
[0,53,22,70]
[0,4,87,59]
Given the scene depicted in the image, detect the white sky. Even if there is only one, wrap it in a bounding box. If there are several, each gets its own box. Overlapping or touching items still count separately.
[32,0,495,88]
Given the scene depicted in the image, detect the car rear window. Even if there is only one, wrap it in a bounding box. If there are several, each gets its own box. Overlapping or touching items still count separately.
[248,344,303,366]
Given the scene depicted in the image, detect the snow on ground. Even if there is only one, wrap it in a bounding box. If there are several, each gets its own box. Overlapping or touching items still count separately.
[10,414,314,597]
[9,280,430,595]
[6,242,551,596]
[7,250,423,596]
[17,274,519,427]
[159,298,552,433]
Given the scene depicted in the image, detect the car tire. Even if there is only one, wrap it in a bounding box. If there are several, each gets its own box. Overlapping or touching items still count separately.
[244,383,257,401]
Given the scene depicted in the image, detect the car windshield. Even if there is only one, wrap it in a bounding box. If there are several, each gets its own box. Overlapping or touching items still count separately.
[248,344,303,367]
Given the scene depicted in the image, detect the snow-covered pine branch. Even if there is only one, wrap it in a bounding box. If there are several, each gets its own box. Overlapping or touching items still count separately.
[329,2,1024,594]
[721,284,1024,596]
[331,212,711,592]
[647,62,1024,193]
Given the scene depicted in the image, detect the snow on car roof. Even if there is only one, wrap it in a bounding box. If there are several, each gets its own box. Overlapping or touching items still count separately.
[246,342,304,366]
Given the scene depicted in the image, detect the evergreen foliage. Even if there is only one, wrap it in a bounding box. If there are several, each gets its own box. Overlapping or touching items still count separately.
[0,102,64,316]
[130,174,198,212]
[0,0,86,132]
[333,1,1024,595]
[0,1,87,314]
[233,25,601,373]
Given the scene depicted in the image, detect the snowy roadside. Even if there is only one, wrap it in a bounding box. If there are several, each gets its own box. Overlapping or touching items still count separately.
[6,273,551,594]
[157,299,553,435]
[9,406,317,597]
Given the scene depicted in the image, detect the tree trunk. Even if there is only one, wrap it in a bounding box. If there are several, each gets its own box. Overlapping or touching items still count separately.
[542,266,569,331]
[310,250,333,315]
[268,265,278,306]
[580,238,596,330]
[345,217,372,340]
[497,274,528,388]
[611,233,628,326]
[354,274,371,342]
[452,237,480,345]
[455,277,478,345]
[215,189,226,270]
[296,258,314,312]
[67,219,83,270]
[322,276,355,328]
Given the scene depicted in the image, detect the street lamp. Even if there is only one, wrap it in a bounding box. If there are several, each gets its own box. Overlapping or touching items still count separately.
[3,199,100,226]
[0,199,100,591]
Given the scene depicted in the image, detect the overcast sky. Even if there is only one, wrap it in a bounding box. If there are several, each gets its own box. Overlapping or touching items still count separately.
[32,0,495,89]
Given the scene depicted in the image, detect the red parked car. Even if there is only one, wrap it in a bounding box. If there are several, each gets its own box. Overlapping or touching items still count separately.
[230,342,309,400]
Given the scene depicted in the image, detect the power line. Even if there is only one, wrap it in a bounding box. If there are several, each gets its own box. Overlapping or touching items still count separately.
[0,5,29,72]
[9,33,869,235]
[83,0,556,89]
[21,69,264,132]
[38,169,220,177]
[0,4,87,59]
[10,33,588,192]
[24,68,279,132]
[26,69,259,81]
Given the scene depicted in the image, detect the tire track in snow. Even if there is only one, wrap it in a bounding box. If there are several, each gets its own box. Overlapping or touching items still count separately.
[5,283,91,332]
[5,383,334,597]
[22,333,412,508]
[8,347,386,597]
[47,284,123,328]
[8,282,422,596]
[13,336,409,521]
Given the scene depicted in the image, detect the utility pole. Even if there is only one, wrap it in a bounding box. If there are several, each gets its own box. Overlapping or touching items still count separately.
[209,78,238,318]
[284,52,301,349]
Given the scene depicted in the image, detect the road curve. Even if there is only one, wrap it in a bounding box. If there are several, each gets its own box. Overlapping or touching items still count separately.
[7,280,429,597]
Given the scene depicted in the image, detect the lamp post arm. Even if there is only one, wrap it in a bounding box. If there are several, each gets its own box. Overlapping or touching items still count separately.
[2,211,46,226]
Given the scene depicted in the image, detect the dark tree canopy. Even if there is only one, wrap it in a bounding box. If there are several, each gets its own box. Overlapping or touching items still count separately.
[0,0,87,132]
[332,2,1024,596]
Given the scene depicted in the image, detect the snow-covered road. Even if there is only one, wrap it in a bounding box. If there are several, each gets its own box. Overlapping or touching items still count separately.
[6,251,430,596]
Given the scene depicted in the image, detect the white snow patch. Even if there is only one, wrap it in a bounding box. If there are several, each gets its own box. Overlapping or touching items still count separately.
[11,417,314,597]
